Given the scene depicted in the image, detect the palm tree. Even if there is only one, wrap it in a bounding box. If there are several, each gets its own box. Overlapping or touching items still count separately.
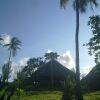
[4,37,21,82]
[60,0,98,100]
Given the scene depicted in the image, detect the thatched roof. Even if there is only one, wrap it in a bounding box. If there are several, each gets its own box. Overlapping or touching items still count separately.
[34,60,74,82]
[81,63,100,91]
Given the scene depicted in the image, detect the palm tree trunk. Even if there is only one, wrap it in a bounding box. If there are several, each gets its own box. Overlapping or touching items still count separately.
[8,49,11,63]
[7,49,11,83]
[75,0,84,100]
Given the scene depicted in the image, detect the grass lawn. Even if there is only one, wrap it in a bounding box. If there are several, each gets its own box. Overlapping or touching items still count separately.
[84,91,100,100]
[11,91,63,100]
[10,91,100,100]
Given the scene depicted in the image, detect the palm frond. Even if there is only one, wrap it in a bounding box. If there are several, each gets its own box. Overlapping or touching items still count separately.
[3,44,10,47]
[88,0,98,10]
[73,0,98,13]
[10,37,21,57]
[73,0,88,13]
[16,46,21,50]
[4,36,22,57]
[60,0,69,9]
[79,0,88,13]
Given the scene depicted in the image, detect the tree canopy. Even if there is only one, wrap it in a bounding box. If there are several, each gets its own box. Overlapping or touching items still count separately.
[21,57,45,78]
[84,15,100,64]
[44,52,59,61]
[2,63,11,83]
[60,0,98,12]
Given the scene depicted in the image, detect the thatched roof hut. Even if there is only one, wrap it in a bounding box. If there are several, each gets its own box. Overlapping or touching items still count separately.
[81,63,100,91]
[34,60,74,89]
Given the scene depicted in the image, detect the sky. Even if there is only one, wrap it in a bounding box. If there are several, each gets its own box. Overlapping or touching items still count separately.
[0,0,100,78]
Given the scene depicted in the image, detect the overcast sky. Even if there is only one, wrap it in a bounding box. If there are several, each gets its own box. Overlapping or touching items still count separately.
[0,0,100,77]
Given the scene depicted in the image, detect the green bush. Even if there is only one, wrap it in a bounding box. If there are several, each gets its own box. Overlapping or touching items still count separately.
[61,75,76,100]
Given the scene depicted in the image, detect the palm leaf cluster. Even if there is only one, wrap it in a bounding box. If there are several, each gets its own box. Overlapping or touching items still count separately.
[60,0,98,13]
[4,37,21,57]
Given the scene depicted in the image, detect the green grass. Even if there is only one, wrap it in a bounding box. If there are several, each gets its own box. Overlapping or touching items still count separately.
[84,91,100,100]
[11,91,62,100]
[10,91,100,100]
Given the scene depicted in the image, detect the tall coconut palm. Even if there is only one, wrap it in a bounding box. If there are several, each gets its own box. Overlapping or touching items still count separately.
[60,0,98,100]
[4,37,21,82]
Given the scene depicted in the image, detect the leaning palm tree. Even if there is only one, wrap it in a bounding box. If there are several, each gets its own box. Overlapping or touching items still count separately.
[60,0,98,100]
[4,37,21,82]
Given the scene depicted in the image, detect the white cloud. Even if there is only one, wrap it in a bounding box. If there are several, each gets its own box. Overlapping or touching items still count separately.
[1,34,11,45]
[11,62,18,79]
[46,50,75,70]
[57,51,75,70]
[80,65,94,76]
[57,51,94,76]
[10,57,30,79]
[47,49,52,53]
[19,57,30,66]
